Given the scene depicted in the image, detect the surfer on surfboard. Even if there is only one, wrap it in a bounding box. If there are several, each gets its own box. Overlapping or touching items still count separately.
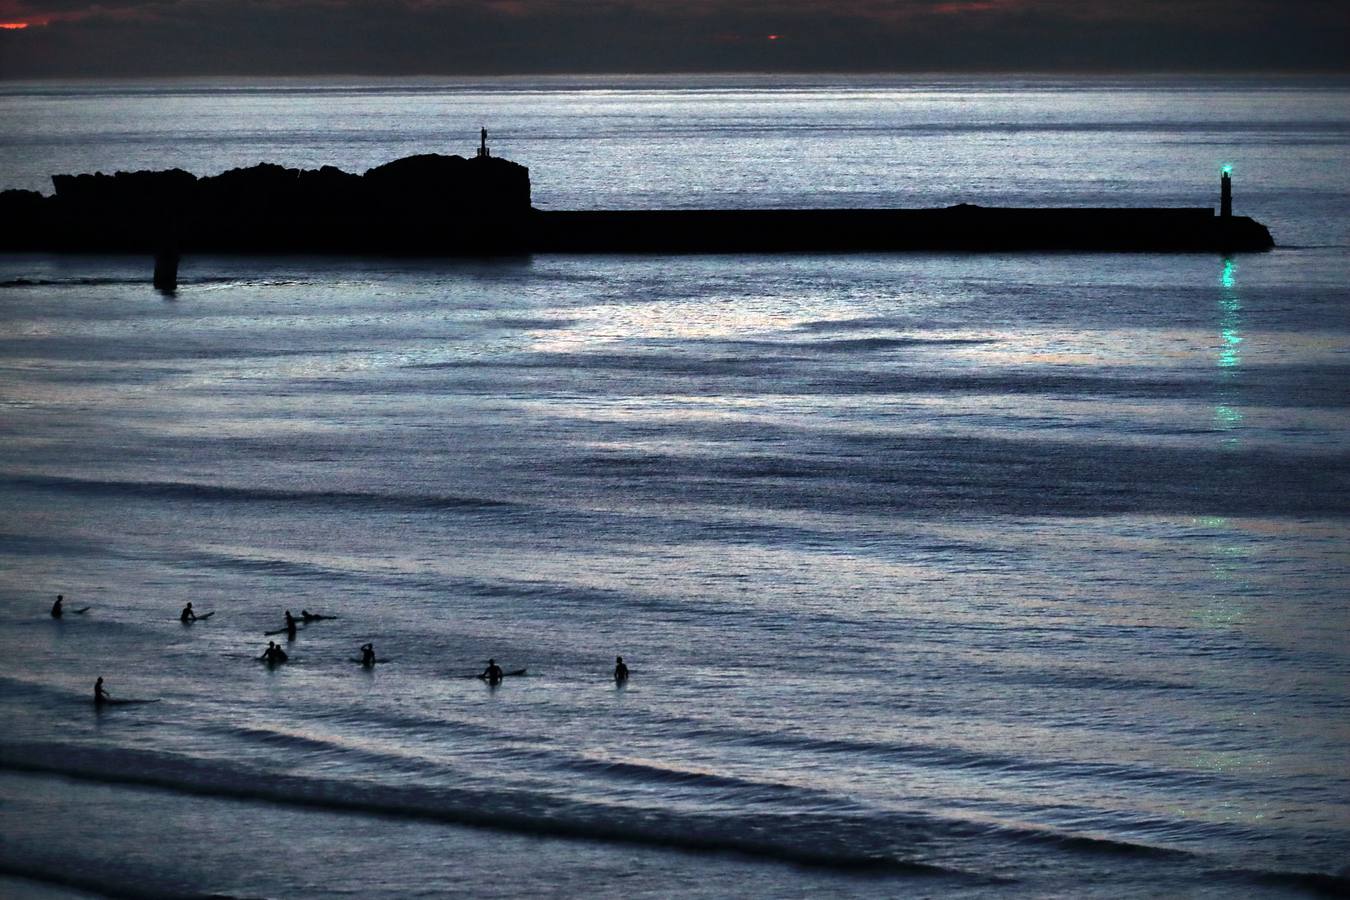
[284,610,298,641]
[301,610,334,622]
[52,595,90,618]
[94,676,110,705]
[481,658,504,685]
[180,602,197,623]
[614,656,629,684]
[360,643,376,667]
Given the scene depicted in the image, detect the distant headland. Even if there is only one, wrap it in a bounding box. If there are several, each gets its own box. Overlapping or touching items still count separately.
[0,132,1275,270]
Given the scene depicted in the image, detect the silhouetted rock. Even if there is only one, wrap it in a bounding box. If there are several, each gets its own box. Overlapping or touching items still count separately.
[0,189,46,223]
[52,168,197,210]
[0,189,50,250]
[0,153,532,254]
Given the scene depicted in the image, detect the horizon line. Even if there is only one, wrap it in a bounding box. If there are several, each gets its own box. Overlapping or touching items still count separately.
[3,68,1350,85]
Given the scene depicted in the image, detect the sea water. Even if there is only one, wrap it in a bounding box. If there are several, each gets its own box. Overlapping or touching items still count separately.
[0,75,1347,898]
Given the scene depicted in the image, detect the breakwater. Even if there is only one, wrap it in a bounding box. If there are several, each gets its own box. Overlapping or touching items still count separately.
[0,152,1274,256]
[532,207,1272,253]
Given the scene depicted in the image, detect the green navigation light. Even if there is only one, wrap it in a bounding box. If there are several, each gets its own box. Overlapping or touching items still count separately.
[1221,164,1233,177]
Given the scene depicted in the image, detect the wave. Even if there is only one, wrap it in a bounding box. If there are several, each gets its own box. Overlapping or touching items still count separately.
[3,473,514,514]
[482,316,578,330]
[1220,866,1350,897]
[539,430,1350,518]
[557,756,856,809]
[728,337,995,353]
[0,276,148,288]
[405,349,1204,398]
[6,729,1271,875]
[0,742,989,880]
[213,719,865,811]
[12,733,1326,886]
[661,718,1265,803]
[217,708,1265,836]
[0,275,310,289]
[795,315,931,333]
[208,723,454,777]
[1016,831,1189,859]
[0,862,244,900]
[980,668,1196,693]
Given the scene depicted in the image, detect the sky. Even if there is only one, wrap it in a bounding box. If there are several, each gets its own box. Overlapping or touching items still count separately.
[0,0,1346,78]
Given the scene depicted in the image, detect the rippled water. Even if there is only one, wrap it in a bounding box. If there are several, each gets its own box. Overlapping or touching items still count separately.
[0,76,1347,898]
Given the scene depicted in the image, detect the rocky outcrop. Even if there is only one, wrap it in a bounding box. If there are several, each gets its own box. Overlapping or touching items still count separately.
[0,153,532,253]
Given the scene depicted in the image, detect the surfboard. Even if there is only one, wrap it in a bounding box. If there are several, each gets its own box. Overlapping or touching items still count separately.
[350,657,390,664]
[72,607,92,614]
[472,668,528,680]
[263,626,294,636]
[97,698,161,706]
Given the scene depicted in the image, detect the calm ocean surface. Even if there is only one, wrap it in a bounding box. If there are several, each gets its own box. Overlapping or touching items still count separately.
[0,75,1347,898]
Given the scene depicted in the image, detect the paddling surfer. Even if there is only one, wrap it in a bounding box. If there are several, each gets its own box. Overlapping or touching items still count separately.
[481,658,504,685]
[51,595,64,618]
[180,602,197,623]
[94,676,110,705]
[614,655,629,684]
[300,610,330,622]
[360,643,376,667]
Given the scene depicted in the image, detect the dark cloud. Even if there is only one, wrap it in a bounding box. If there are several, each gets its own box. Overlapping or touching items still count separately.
[0,0,1346,77]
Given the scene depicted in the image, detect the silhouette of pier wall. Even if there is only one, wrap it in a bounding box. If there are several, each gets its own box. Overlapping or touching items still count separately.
[0,154,1274,255]
[530,207,1272,253]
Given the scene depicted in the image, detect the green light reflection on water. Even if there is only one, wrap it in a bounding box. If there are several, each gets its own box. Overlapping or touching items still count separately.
[1196,256,1252,630]
[1215,258,1244,449]
[1217,258,1242,371]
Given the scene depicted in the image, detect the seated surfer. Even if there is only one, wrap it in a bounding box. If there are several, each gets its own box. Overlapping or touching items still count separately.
[360,643,376,667]
[51,595,64,618]
[180,601,197,623]
[284,610,298,640]
[94,676,110,705]
[614,655,629,684]
[481,658,504,684]
[260,641,289,664]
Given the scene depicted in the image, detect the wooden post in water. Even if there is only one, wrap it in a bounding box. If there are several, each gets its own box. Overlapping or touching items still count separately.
[153,244,179,295]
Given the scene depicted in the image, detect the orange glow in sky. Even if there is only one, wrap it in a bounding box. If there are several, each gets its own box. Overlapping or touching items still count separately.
[0,22,30,29]
[767,33,781,40]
